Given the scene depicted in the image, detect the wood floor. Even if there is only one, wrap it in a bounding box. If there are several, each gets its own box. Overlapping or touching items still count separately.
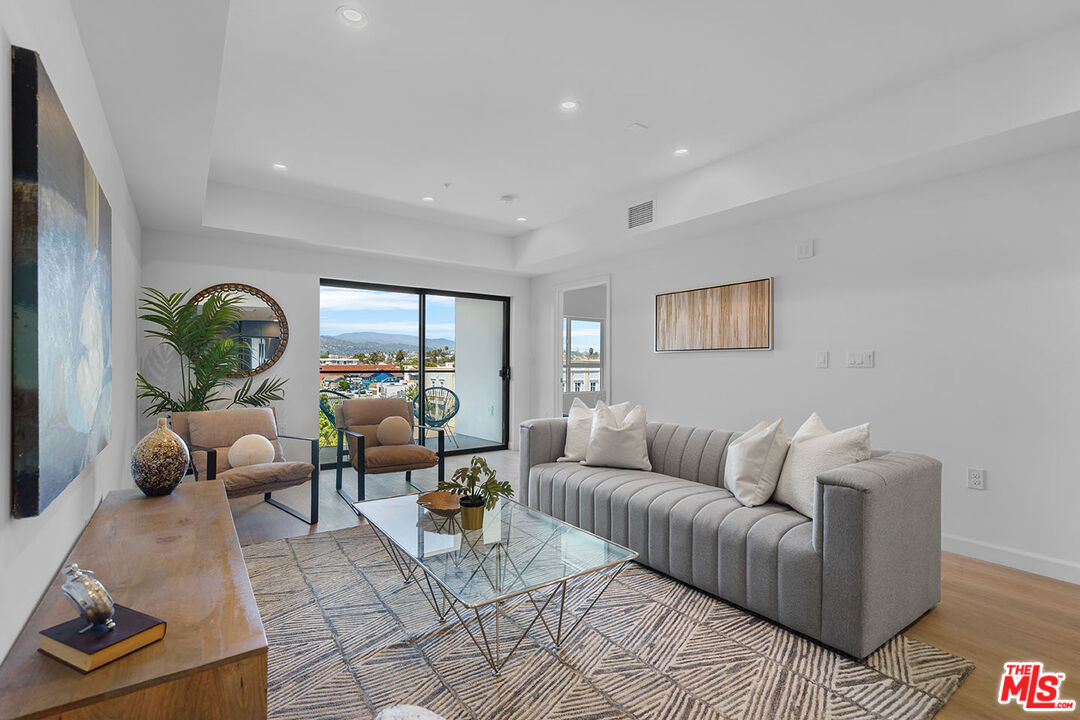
[229,450,1080,719]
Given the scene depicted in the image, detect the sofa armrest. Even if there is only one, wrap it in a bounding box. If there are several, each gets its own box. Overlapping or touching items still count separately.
[814,451,942,658]
[518,418,568,508]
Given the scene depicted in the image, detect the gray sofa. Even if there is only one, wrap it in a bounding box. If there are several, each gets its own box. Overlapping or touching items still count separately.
[519,418,941,659]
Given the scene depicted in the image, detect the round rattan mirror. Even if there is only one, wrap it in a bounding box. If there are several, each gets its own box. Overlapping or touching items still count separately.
[190,283,288,377]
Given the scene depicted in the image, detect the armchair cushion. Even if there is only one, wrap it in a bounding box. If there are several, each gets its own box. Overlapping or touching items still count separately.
[335,398,412,448]
[177,407,285,479]
[218,461,316,498]
[362,444,438,473]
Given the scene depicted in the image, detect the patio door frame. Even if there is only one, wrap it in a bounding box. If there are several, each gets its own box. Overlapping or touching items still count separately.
[320,278,511,455]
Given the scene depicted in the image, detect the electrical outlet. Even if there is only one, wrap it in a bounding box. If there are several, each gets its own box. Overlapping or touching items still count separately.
[816,351,829,369]
[967,468,986,490]
[846,350,875,368]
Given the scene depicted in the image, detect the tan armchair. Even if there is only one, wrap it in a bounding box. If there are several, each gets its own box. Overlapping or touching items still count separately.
[334,397,445,510]
[171,406,319,524]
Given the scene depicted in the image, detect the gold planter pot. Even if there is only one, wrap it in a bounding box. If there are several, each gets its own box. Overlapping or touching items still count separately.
[459,498,485,531]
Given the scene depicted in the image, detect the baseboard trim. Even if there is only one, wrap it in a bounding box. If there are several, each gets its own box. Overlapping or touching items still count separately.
[942,533,1080,585]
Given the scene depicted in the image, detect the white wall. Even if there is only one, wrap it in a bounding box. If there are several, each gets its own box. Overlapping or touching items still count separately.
[0,0,142,660]
[530,146,1080,584]
[453,298,505,443]
[140,230,531,448]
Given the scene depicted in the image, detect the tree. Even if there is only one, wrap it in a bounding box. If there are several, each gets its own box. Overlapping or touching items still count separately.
[136,288,287,415]
[352,352,367,363]
[337,378,351,391]
[588,347,596,358]
[320,351,329,358]
[318,409,339,448]
[395,349,406,364]
[369,351,384,364]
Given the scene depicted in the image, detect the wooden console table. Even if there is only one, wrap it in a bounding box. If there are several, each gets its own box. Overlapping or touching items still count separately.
[0,481,267,719]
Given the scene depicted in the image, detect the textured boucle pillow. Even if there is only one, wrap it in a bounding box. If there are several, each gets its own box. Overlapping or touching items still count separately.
[228,434,276,468]
[376,416,412,445]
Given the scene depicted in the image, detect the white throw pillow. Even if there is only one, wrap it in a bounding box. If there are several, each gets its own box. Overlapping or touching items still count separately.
[773,413,871,517]
[583,401,651,471]
[228,434,275,468]
[559,398,631,462]
[723,419,789,506]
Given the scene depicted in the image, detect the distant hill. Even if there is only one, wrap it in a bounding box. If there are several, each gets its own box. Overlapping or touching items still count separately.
[320,331,455,356]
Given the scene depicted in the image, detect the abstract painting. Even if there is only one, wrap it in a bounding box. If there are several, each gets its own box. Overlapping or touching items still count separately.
[655,277,772,351]
[11,46,112,518]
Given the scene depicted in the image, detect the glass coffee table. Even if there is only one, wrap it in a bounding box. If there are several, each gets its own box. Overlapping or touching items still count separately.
[355,494,637,675]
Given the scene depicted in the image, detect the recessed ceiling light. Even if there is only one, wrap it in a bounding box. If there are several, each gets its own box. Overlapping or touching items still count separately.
[422,196,435,203]
[337,6,368,27]
[272,163,288,171]
[559,99,580,112]
[673,148,689,157]
[515,217,528,223]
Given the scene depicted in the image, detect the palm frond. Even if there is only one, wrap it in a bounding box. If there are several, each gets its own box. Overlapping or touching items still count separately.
[230,376,288,408]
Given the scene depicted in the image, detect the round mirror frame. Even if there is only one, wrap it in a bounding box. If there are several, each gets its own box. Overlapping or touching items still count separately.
[189,283,289,378]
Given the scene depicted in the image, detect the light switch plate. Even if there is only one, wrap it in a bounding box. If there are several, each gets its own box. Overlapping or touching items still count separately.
[816,351,829,369]
[797,238,815,260]
[846,350,875,368]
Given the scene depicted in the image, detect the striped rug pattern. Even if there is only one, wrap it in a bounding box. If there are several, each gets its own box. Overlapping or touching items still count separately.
[244,525,972,720]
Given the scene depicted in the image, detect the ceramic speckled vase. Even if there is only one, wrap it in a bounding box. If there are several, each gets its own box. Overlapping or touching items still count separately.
[130,418,190,496]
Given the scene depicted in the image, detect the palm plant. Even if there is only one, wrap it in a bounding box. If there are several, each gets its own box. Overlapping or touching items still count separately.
[136,288,287,416]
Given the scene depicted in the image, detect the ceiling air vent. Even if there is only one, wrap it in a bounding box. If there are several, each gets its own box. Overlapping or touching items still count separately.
[628,199,654,230]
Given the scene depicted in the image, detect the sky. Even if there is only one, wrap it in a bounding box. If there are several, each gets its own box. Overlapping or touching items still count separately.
[566,318,602,355]
[320,286,456,339]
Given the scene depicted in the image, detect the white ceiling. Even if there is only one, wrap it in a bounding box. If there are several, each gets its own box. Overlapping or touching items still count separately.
[72,1,1080,246]
[207,0,1080,232]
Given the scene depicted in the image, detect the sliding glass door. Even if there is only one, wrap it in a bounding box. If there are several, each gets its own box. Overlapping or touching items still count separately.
[319,280,509,461]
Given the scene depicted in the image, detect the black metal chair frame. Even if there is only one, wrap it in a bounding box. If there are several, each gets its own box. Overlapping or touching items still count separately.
[335,424,445,514]
[190,433,320,525]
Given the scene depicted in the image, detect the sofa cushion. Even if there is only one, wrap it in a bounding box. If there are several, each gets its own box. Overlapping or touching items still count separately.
[217,461,314,497]
[644,423,734,487]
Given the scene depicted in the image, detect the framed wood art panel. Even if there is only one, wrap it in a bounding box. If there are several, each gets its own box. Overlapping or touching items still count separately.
[655,277,772,351]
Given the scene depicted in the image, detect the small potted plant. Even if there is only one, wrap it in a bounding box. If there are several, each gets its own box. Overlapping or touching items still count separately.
[438,456,513,531]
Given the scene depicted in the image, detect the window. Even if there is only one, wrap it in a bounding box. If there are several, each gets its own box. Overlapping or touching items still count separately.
[563,317,602,394]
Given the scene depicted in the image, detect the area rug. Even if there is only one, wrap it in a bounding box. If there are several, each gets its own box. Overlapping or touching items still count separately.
[244,525,973,720]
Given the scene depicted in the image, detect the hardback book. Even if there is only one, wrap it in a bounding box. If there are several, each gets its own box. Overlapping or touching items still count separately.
[38,605,166,673]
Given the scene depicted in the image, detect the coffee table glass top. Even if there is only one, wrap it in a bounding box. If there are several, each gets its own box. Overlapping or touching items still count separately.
[355,495,637,608]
